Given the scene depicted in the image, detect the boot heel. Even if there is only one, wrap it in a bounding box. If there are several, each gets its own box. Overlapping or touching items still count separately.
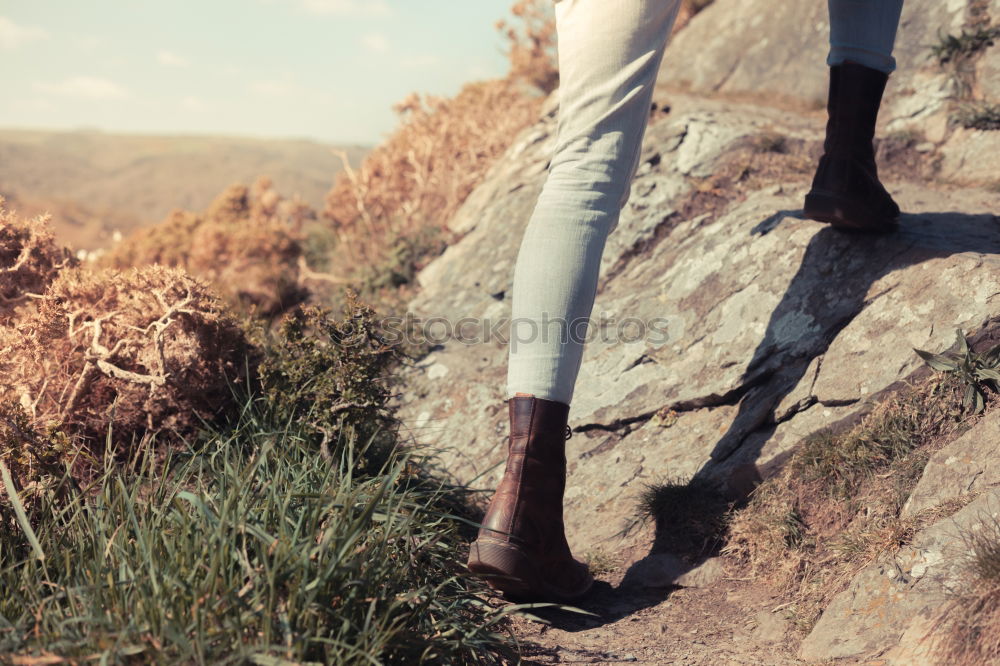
[467,539,538,597]
[804,189,896,232]
[804,189,850,227]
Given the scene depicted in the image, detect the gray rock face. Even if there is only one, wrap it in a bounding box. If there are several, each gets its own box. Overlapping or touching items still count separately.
[396,5,1000,662]
[660,1,830,107]
[801,486,1000,663]
[904,410,1000,518]
[659,0,966,119]
[398,88,1000,557]
[940,126,1000,185]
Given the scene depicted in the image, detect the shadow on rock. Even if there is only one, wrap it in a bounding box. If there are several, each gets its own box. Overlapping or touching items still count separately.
[524,477,737,633]
[695,208,1000,489]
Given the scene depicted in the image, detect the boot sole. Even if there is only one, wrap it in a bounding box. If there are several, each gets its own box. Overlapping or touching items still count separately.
[804,189,898,233]
[467,539,594,603]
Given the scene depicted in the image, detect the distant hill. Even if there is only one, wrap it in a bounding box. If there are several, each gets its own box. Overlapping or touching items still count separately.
[0,128,368,250]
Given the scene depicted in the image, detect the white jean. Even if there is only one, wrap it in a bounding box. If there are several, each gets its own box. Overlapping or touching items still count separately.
[507,0,904,405]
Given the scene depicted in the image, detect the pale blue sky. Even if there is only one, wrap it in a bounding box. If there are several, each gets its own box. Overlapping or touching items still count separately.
[0,0,516,144]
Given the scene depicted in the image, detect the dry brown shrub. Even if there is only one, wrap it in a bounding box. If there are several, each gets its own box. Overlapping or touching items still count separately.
[497,0,558,94]
[0,265,252,481]
[104,178,311,318]
[0,198,76,321]
[324,79,541,293]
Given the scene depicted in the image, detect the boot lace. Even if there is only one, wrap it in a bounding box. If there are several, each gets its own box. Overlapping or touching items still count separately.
[565,425,572,440]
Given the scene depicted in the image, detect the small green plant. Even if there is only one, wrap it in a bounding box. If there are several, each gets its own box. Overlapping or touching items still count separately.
[779,505,808,549]
[257,293,401,471]
[931,24,1000,101]
[931,26,1000,65]
[915,329,1000,413]
[954,103,1000,131]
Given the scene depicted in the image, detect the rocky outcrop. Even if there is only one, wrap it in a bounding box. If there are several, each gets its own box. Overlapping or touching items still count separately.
[661,0,1000,187]
[396,2,1000,662]
[659,0,964,118]
[398,92,1000,530]
[802,486,1000,663]
[796,405,1000,663]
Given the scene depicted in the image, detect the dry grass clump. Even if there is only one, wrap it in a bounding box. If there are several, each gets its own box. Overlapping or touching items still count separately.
[725,377,969,629]
[0,265,251,484]
[0,198,76,321]
[955,102,1000,131]
[934,516,1000,665]
[323,78,542,302]
[104,178,310,318]
[637,477,733,561]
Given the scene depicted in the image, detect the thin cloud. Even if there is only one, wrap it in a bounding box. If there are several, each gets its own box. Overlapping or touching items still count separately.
[0,16,48,49]
[249,80,297,96]
[34,76,129,100]
[157,50,189,67]
[180,96,208,111]
[402,54,441,70]
[301,0,392,17]
[10,98,55,112]
[76,35,101,51]
[361,32,390,53]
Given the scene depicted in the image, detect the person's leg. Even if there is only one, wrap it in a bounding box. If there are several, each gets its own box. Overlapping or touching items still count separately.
[827,0,904,74]
[506,0,681,405]
[804,0,905,232]
[468,0,680,601]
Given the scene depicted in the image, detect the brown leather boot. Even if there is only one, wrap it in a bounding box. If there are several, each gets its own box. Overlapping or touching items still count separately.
[467,396,594,602]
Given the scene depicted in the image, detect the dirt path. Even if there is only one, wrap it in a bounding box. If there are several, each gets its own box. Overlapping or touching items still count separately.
[502,558,806,666]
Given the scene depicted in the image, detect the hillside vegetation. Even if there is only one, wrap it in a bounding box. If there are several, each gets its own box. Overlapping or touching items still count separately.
[0,202,518,663]
[0,129,366,251]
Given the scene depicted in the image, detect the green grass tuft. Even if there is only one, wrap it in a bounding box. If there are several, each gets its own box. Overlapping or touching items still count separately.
[931,26,1000,65]
[955,103,1000,131]
[0,396,517,664]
